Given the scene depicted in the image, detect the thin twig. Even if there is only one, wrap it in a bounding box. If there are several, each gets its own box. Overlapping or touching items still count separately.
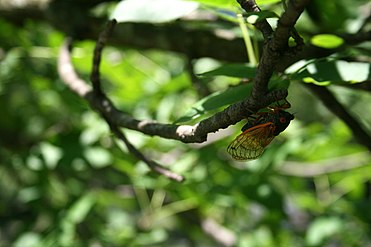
[58,21,184,182]
[340,31,371,46]
[91,19,117,94]
[272,0,310,51]
[109,124,185,182]
[92,21,184,182]
[280,0,304,52]
[201,218,236,247]
[237,0,273,39]
[305,83,371,151]
[57,37,91,98]
[186,58,211,97]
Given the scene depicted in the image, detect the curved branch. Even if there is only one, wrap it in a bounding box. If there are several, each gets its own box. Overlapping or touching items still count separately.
[90,19,116,94]
[59,22,185,182]
[57,37,91,98]
[58,39,287,144]
[57,20,286,180]
[305,83,371,151]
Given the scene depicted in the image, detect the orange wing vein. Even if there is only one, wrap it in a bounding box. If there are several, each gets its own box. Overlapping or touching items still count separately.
[227,122,276,160]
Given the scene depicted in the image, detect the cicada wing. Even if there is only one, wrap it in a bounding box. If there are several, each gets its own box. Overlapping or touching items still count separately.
[227,123,276,161]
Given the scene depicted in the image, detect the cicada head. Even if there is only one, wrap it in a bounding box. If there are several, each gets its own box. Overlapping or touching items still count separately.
[272,110,294,136]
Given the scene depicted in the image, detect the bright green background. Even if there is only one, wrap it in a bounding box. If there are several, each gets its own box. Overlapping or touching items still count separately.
[1,0,370,246]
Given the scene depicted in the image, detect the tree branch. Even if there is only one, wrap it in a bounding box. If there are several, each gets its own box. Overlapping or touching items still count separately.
[236,0,273,39]
[109,123,184,182]
[201,218,236,247]
[340,31,371,45]
[186,59,212,97]
[337,80,371,92]
[57,37,91,98]
[93,21,184,181]
[272,0,310,51]
[90,19,116,95]
[58,38,287,143]
[305,83,371,151]
[59,0,307,148]
[58,21,185,182]
[237,0,309,101]
[57,15,290,180]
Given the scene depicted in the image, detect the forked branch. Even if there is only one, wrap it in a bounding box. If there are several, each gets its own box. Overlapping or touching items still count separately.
[58,0,312,180]
[237,0,309,101]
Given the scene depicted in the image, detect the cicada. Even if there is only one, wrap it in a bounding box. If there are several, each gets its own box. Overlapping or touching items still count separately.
[227,102,294,161]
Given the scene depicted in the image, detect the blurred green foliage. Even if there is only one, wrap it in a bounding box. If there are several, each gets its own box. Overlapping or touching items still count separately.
[1,0,371,246]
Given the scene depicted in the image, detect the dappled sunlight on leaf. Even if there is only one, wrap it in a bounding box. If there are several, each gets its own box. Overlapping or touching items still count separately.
[310,34,344,49]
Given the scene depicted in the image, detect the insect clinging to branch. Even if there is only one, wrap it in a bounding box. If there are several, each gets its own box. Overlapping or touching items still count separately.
[227,100,294,161]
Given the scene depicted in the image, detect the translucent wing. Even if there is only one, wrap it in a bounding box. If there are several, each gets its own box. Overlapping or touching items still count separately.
[227,122,276,160]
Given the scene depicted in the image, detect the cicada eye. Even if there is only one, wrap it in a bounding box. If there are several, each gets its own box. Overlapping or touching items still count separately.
[279,117,286,123]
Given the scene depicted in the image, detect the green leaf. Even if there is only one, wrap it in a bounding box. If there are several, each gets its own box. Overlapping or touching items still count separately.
[256,0,281,4]
[60,194,96,246]
[66,194,96,224]
[245,10,279,24]
[111,0,199,23]
[40,142,63,169]
[84,147,112,168]
[174,78,289,123]
[311,34,344,49]
[174,83,252,123]
[306,217,342,246]
[14,232,41,247]
[198,63,257,78]
[291,60,371,85]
